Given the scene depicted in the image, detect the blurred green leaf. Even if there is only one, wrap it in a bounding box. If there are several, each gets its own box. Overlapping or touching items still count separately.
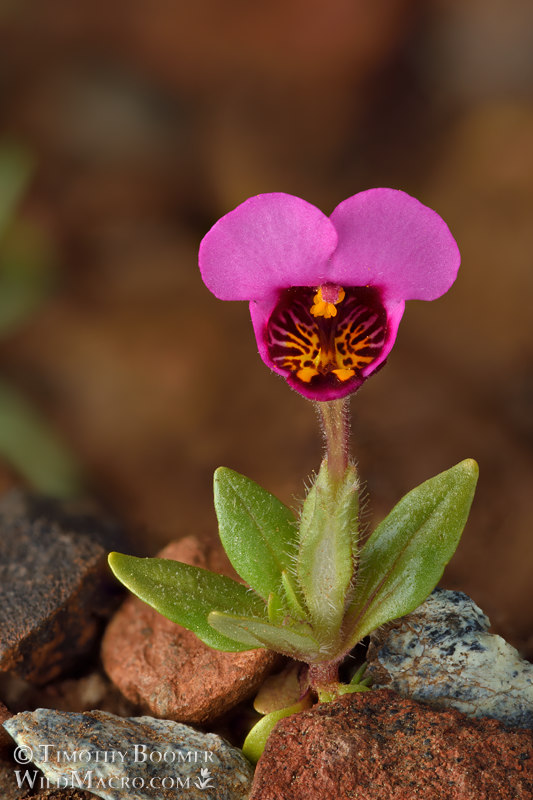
[0,220,55,336]
[214,467,298,601]
[0,144,34,240]
[0,143,56,335]
[108,552,267,652]
[0,380,83,497]
[343,459,478,651]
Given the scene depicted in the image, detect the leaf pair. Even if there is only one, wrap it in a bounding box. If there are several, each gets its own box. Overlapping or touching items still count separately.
[109,458,479,665]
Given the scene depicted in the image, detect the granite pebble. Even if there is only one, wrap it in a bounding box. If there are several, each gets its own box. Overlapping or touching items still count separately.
[3,708,253,800]
[367,588,533,727]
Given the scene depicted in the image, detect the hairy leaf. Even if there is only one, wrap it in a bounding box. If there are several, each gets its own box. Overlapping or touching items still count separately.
[108,552,266,652]
[297,461,359,636]
[208,610,320,659]
[214,467,298,601]
[343,459,478,650]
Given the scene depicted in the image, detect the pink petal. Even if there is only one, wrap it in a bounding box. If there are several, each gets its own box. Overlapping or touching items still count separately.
[364,297,405,375]
[198,193,338,301]
[249,297,282,375]
[329,189,460,301]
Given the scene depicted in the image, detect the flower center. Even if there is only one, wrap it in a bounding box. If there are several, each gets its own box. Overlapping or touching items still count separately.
[310,284,346,319]
[266,285,387,389]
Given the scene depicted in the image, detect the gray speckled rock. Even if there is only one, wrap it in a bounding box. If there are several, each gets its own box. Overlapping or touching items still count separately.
[367,588,533,728]
[3,709,253,800]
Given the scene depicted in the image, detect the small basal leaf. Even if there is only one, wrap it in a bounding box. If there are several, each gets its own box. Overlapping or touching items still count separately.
[214,467,298,601]
[342,459,478,651]
[108,552,266,652]
[208,610,320,660]
[242,698,311,764]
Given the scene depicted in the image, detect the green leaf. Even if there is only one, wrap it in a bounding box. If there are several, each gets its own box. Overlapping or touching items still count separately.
[242,698,310,764]
[297,461,359,636]
[280,570,307,620]
[0,220,56,336]
[267,591,287,624]
[208,610,320,659]
[342,459,478,650]
[108,552,267,652]
[214,467,298,601]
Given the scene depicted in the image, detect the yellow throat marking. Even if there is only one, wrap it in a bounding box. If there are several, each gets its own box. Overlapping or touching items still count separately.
[266,285,387,388]
[294,284,355,383]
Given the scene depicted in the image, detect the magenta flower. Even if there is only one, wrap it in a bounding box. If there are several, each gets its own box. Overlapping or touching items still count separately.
[199,189,460,401]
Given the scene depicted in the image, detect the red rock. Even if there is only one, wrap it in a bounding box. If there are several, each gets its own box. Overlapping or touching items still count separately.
[102,536,280,724]
[250,689,533,800]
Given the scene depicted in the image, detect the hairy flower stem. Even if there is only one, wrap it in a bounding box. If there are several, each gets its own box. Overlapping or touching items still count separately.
[316,398,351,483]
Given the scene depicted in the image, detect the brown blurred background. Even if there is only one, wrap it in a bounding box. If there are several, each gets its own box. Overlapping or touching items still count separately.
[0,1,531,654]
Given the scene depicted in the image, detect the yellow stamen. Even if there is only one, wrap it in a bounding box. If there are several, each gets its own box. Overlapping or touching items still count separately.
[310,285,346,318]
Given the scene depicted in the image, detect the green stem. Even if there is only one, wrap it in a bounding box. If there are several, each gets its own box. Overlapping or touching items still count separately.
[315,398,351,483]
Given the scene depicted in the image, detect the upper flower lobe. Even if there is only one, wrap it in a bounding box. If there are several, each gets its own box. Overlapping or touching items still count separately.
[199,190,460,401]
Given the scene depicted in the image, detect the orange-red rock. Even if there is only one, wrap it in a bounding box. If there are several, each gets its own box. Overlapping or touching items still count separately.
[102,536,280,724]
[250,690,533,800]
